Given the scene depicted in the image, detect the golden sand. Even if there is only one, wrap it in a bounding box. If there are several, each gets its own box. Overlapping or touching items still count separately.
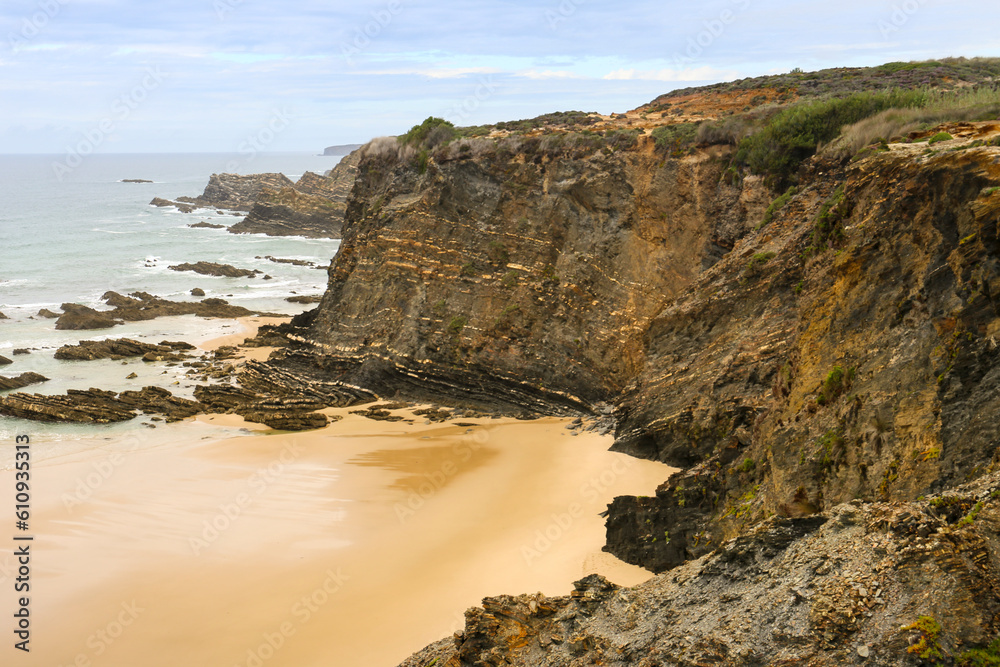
[0,326,675,667]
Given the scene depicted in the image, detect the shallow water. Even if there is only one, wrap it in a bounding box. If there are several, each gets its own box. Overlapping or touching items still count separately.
[0,152,345,439]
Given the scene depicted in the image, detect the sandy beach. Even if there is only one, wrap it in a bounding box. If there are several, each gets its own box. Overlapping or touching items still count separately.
[0,325,675,667]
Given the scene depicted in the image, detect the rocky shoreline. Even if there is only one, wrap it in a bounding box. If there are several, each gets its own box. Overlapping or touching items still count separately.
[7,59,1000,666]
[151,150,360,239]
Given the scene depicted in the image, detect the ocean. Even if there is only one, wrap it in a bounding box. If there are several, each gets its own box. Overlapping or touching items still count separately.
[0,152,344,443]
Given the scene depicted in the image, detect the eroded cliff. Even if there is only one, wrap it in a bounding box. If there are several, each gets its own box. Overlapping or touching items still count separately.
[234,59,1000,665]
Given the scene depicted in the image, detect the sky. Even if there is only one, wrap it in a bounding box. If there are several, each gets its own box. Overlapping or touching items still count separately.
[0,0,996,154]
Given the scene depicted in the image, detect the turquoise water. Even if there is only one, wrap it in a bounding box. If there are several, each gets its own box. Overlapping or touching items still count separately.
[0,152,345,440]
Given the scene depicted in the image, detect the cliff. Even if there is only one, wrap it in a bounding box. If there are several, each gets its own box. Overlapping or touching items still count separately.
[324,143,363,156]
[234,58,1000,663]
[177,172,294,211]
[228,151,361,238]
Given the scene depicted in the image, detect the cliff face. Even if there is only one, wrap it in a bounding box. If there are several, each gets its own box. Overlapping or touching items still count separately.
[274,136,770,413]
[181,172,294,211]
[232,62,1000,664]
[401,473,1000,667]
[606,123,1000,573]
[229,151,361,238]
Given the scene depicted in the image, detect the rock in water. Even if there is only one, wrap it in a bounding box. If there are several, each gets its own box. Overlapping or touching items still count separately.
[0,356,12,366]
[228,153,360,239]
[168,262,260,278]
[0,372,49,391]
[55,304,119,330]
[53,291,265,330]
[175,173,295,212]
[55,339,192,361]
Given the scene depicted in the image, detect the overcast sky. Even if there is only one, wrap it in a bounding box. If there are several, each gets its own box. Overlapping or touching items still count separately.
[0,0,996,154]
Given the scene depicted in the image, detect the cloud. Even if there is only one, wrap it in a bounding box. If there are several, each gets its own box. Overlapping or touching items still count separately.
[604,66,739,82]
[518,69,581,80]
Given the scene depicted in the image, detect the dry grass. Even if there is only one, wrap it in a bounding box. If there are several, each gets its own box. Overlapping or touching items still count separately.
[824,88,1000,158]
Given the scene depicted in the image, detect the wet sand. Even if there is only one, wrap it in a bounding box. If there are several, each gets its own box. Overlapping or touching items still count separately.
[0,323,676,666]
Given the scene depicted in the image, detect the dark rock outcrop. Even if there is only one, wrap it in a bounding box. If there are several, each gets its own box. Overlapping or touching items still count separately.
[402,476,1000,667]
[37,309,59,319]
[0,356,12,366]
[121,179,152,183]
[188,221,226,229]
[0,388,138,423]
[228,152,361,238]
[0,372,48,391]
[261,256,316,267]
[150,197,196,214]
[179,173,294,212]
[286,294,323,304]
[168,262,260,278]
[54,292,262,330]
[54,338,193,361]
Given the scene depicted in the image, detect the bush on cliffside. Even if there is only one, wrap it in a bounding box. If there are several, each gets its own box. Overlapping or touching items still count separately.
[735,89,930,187]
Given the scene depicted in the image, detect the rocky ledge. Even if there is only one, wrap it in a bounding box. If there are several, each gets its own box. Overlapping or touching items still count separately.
[53,291,267,330]
[180,172,294,211]
[0,372,49,391]
[402,471,1000,666]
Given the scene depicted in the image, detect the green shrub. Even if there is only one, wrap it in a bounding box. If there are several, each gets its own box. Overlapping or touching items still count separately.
[928,131,954,144]
[810,184,851,251]
[734,89,929,187]
[487,240,510,265]
[460,262,477,277]
[759,186,798,229]
[651,123,700,154]
[400,117,456,148]
[958,636,1000,666]
[448,316,468,335]
[904,616,943,661]
[818,365,855,405]
[746,251,776,276]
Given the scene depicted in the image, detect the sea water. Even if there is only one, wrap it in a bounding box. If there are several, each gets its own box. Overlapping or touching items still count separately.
[0,152,345,444]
